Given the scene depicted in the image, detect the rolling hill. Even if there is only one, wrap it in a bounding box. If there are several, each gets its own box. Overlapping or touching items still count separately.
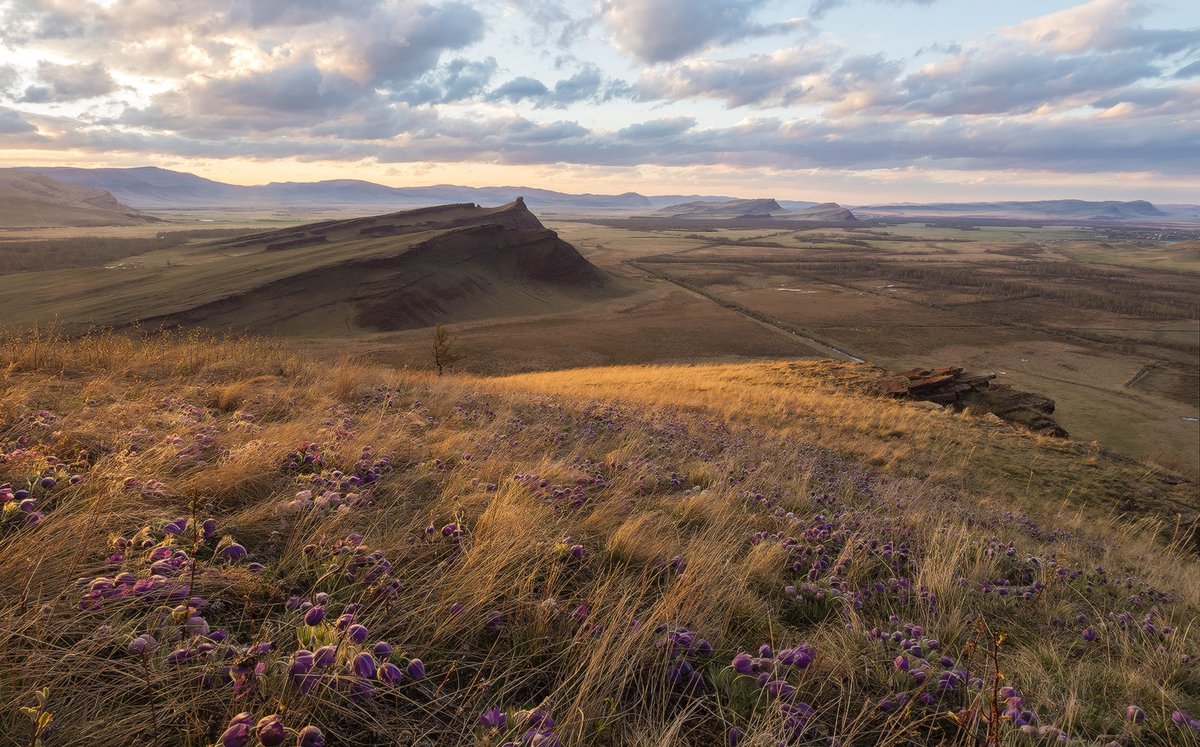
[655,197,856,221]
[0,199,625,334]
[0,169,152,228]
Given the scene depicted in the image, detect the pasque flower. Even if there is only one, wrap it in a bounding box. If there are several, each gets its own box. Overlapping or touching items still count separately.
[407,658,426,680]
[480,707,506,730]
[296,726,325,747]
[256,715,286,747]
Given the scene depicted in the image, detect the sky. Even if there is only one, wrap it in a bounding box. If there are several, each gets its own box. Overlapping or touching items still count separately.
[0,0,1197,203]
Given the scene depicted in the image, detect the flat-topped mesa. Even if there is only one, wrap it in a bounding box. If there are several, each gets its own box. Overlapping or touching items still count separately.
[796,202,857,221]
[657,197,785,218]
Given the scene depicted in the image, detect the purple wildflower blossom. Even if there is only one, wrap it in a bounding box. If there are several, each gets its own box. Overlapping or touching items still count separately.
[480,707,506,730]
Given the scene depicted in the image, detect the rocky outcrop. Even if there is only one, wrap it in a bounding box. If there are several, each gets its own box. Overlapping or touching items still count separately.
[879,366,1067,437]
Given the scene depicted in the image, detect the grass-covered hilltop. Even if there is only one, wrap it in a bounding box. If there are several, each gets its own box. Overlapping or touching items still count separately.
[0,330,1196,746]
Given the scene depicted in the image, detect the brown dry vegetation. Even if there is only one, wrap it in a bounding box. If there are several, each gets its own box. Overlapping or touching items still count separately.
[0,330,1197,746]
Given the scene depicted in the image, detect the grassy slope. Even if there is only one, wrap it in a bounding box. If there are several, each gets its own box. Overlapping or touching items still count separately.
[0,332,1197,746]
[0,171,149,228]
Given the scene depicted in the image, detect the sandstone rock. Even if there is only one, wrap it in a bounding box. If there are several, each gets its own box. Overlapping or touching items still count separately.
[877,366,1068,437]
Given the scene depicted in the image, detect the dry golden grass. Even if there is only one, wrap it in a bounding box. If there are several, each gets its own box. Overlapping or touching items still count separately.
[494,360,1198,525]
[0,331,1195,745]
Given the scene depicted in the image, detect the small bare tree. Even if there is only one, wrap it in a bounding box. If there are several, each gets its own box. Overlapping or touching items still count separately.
[432,325,461,376]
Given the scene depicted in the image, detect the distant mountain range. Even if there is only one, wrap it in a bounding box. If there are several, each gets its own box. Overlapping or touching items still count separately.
[6,166,1194,224]
[19,166,757,213]
[855,199,1185,222]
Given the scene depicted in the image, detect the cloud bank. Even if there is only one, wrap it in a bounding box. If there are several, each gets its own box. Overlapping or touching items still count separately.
[0,0,1196,198]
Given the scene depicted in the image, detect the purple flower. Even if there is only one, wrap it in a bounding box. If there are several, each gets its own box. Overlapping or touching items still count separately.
[480,707,507,730]
[247,641,273,657]
[523,708,554,729]
[221,713,255,747]
[128,634,158,655]
[378,662,404,685]
[569,544,585,560]
[765,679,796,701]
[346,624,369,643]
[1127,705,1145,724]
[296,726,325,747]
[289,650,315,678]
[485,610,503,631]
[406,658,426,681]
[313,645,337,668]
[727,726,744,746]
[167,647,194,665]
[667,660,693,685]
[256,715,286,747]
[1082,628,1097,642]
[732,653,754,674]
[894,655,910,671]
[218,543,247,561]
[351,652,377,680]
[220,724,251,747]
[304,605,326,626]
[778,645,814,668]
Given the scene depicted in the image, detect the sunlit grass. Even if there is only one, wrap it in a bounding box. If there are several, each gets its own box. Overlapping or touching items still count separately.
[0,330,1196,745]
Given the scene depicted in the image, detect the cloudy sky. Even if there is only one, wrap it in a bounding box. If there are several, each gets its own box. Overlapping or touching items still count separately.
[0,0,1197,202]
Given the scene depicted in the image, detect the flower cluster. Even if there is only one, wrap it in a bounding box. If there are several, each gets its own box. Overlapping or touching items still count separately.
[512,471,606,510]
[494,708,561,747]
[286,596,426,701]
[301,534,402,599]
[727,642,818,743]
[78,517,245,610]
[219,712,324,747]
[657,626,714,690]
